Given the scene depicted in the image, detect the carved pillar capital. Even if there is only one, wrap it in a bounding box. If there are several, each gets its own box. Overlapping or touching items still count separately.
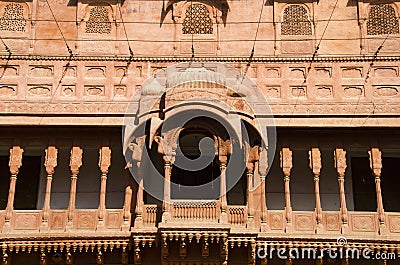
[369,147,382,177]
[99,147,111,175]
[44,146,58,175]
[69,147,83,175]
[280,147,292,177]
[334,148,347,178]
[9,146,23,176]
[309,148,321,177]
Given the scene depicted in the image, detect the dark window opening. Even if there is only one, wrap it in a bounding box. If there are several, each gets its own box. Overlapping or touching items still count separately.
[171,131,220,200]
[351,157,377,211]
[0,156,10,210]
[381,157,400,212]
[14,156,41,210]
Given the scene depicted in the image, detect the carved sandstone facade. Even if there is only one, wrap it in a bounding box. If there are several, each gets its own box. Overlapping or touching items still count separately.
[0,0,400,265]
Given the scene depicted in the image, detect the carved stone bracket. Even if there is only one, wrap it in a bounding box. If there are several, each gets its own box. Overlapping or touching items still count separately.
[280,148,293,233]
[309,148,323,233]
[369,147,387,235]
[4,146,24,232]
[98,147,111,231]
[334,148,349,234]
[41,146,58,232]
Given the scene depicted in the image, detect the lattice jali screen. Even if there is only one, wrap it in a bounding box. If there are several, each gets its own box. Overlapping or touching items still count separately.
[0,3,26,32]
[182,3,213,34]
[367,4,399,35]
[85,6,112,34]
[281,5,312,36]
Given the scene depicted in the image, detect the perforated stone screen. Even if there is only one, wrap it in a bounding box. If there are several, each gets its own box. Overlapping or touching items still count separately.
[367,4,399,35]
[281,5,312,36]
[182,3,213,35]
[0,3,26,32]
[85,6,111,34]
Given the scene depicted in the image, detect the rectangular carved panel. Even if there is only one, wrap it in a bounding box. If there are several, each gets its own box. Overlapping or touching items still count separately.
[13,212,40,230]
[351,213,377,232]
[294,212,314,231]
[388,214,400,233]
[324,212,340,231]
[0,211,4,231]
[49,210,67,230]
[269,211,285,230]
[106,210,122,229]
[29,66,53,77]
[75,210,97,230]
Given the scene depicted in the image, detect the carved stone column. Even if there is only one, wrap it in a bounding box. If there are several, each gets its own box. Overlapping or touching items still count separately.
[129,136,146,228]
[334,148,349,234]
[259,147,269,231]
[219,139,231,224]
[3,146,23,232]
[309,148,323,233]
[162,155,174,222]
[97,147,111,230]
[219,155,228,224]
[122,186,132,231]
[246,163,255,229]
[41,146,58,231]
[280,147,293,233]
[67,147,83,230]
[369,148,387,235]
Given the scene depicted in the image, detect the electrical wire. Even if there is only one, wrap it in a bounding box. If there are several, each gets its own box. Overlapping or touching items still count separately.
[240,0,265,84]
[118,0,134,57]
[288,0,340,126]
[350,32,392,127]
[44,0,72,56]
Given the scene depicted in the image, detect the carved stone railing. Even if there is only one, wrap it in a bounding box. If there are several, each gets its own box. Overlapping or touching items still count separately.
[227,205,247,225]
[171,200,220,221]
[143,204,158,226]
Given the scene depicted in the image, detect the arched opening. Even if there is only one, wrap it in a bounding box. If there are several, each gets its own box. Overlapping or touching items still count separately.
[171,129,220,200]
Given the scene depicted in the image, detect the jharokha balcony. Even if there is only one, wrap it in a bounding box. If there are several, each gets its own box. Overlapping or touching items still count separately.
[0,127,400,264]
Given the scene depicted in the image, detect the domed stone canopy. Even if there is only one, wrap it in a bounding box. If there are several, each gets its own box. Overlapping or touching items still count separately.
[167,67,226,88]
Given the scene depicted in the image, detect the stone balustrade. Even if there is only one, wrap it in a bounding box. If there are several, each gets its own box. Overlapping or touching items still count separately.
[227,206,247,226]
[143,204,158,227]
[171,201,220,221]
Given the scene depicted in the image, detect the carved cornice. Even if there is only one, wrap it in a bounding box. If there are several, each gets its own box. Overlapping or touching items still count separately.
[1,55,400,63]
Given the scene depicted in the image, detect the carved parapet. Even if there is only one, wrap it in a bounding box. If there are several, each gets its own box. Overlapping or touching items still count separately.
[44,146,58,175]
[69,147,83,175]
[98,147,111,174]
[9,146,23,176]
